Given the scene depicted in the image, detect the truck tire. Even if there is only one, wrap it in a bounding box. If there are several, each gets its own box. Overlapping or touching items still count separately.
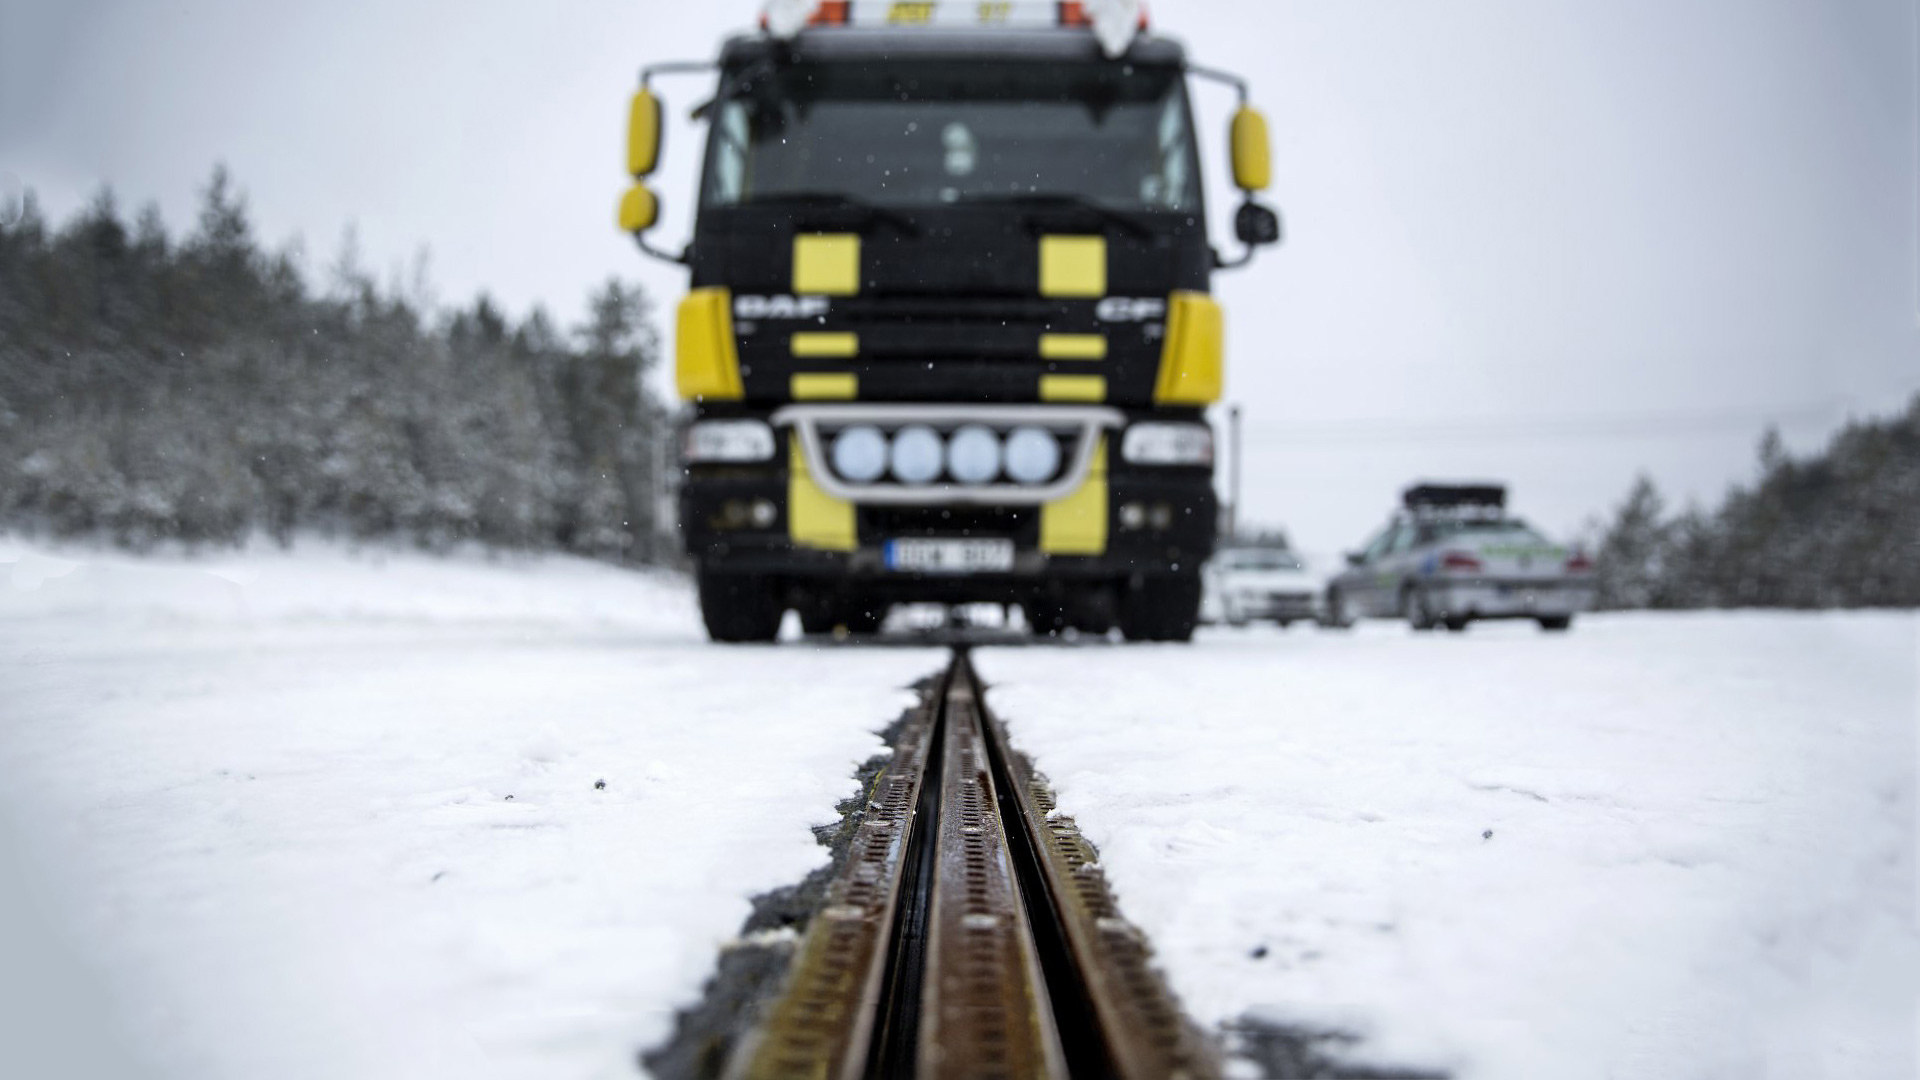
[1538,615,1573,632]
[843,599,887,636]
[698,571,783,643]
[1026,596,1069,637]
[1070,585,1119,635]
[1119,574,1202,643]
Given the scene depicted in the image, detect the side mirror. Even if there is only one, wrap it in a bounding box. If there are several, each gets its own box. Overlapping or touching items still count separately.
[627,89,663,177]
[1235,202,1281,247]
[618,184,659,233]
[1230,105,1271,193]
[1345,552,1366,568]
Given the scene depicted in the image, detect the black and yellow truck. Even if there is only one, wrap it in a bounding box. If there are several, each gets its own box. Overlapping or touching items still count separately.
[619,0,1279,642]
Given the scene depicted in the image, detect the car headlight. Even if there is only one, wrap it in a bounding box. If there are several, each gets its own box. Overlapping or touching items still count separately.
[684,419,776,464]
[1121,422,1213,466]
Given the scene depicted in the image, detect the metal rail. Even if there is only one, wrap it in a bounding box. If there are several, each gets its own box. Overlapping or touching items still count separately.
[731,651,1219,1079]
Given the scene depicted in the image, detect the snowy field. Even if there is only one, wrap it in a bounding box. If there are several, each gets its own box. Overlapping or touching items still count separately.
[0,538,942,1080]
[2,540,1914,1080]
[979,617,1919,1079]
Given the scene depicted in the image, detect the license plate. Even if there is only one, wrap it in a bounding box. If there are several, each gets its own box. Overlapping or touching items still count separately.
[885,538,1015,575]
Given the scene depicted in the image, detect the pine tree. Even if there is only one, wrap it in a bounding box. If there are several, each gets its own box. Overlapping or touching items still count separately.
[0,168,670,562]
[1594,474,1670,610]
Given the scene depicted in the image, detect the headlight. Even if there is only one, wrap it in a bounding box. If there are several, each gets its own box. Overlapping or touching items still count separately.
[1004,426,1062,485]
[831,425,889,484]
[684,419,776,464]
[946,425,1002,485]
[1121,422,1213,466]
[889,425,944,485]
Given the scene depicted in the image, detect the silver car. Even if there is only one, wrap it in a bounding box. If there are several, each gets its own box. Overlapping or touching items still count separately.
[1324,484,1595,632]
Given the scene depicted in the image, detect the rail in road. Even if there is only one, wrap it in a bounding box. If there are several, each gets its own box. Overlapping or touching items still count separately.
[726,650,1218,1080]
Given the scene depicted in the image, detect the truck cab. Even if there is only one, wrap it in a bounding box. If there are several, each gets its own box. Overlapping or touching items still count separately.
[620,1,1279,642]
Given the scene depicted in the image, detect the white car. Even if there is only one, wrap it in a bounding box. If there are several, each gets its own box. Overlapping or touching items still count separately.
[1324,484,1595,632]
[1201,545,1322,627]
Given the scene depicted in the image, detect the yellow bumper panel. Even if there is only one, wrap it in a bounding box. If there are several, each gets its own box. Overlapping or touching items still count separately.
[788,435,856,552]
[1040,438,1108,556]
[675,288,744,402]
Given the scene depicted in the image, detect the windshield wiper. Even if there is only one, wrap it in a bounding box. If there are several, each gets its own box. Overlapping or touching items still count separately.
[952,193,1154,238]
[738,192,920,236]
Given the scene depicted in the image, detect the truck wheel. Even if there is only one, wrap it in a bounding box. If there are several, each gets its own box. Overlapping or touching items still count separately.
[698,571,783,644]
[1538,615,1573,632]
[1026,596,1069,637]
[844,600,887,636]
[1070,586,1119,635]
[1120,574,1202,643]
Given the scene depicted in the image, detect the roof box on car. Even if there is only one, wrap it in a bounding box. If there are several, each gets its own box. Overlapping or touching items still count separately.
[1403,483,1507,511]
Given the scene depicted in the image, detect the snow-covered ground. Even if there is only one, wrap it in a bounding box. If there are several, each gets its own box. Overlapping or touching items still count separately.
[978,616,1919,1079]
[0,538,942,1080]
[3,540,1913,1080]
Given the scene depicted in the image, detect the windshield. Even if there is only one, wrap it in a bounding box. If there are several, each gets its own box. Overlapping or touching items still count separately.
[1221,549,1302,572]
[701,60,1200,213]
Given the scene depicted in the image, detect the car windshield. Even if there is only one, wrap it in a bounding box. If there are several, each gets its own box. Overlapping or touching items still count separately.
[702,60,1199,213]
[1222,549,1301,572]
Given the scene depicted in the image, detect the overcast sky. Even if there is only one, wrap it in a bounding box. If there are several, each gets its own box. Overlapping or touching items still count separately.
[4,0,1915,554]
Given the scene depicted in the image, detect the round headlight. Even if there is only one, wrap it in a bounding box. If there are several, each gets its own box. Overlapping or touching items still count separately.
[1004,427,1061,485]
[889,425,944,485]
[946,425,1001,485]
[831,425,888,484]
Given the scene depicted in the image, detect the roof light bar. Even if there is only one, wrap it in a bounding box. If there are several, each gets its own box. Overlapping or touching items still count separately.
[760,1,1148,56]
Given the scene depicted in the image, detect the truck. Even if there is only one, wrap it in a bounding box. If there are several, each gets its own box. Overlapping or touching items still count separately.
[618,0,1281,642]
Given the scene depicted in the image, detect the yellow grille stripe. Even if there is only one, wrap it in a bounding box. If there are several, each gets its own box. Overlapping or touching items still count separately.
[790,373,859,401]
[791,332,859,358]
[1039,334,1108,361]
[1038,374,1107,403]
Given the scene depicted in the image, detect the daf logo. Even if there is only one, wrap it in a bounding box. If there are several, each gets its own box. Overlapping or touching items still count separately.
[1094,297,1168,323]
[734,295,831,320]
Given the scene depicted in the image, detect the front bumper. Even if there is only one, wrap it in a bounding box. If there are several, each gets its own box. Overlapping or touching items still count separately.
[680,460,1215,601]
[1225,590,1318,621]
[1427,578,1596,619]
